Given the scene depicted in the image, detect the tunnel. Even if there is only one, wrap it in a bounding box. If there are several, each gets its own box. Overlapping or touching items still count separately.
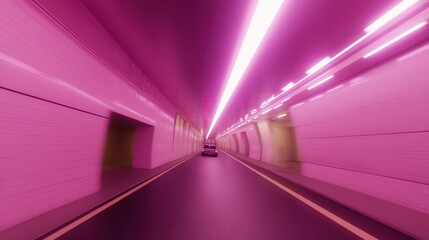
[1,0,429,239]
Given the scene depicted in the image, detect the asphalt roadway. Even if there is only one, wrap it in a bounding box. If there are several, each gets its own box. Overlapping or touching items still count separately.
[57,152,412,240]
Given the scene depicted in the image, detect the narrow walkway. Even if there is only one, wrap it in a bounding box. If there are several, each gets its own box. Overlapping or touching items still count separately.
[0,157,189,240]
[54,153,411,239]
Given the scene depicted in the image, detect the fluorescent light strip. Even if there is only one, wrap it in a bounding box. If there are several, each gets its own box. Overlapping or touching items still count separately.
[363,21,427,58]
[297,0,420,87]
[365,0,420,33]
[217,0,420,136]
[328,0,420,64]
[206,0,284,139]
[281,97,291,103]
[262,108,273,114]
[277,113,287,118]
[267,95,276,103]
[273,103,283,109]
[308,75,334,90]
[306,57,331,75]
[281,82,295,91]
[333,34,371,62]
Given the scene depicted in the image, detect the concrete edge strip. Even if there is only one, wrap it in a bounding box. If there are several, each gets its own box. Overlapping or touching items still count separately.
[223,151,378,240]
[44,155,194,240]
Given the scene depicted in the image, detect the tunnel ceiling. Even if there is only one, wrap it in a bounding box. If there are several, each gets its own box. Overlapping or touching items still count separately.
[78,0,399,136]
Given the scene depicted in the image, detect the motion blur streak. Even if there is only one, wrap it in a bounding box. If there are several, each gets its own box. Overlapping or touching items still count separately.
[206,0,284,139]
[364,21,428,58]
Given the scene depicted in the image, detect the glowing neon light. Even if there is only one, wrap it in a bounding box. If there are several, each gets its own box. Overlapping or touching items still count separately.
[206,0,284,139]
[216,0,421,136]
[296,0,420,85]
[281,82,295,92]
[306,57,331,75]
[277,113,287,118]
[282,97,291,103]
[262,108,273,115]
[273,103,283,109]
[365,0,420,33]
[363,21,427,58]
[268,96,277,104]
[308,75,334,90]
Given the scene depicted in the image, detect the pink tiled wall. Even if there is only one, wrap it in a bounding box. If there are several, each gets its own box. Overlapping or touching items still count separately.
[0,89,107,231]
[290,42,429,214]
[228,135,237,153]
[248,131,261,160]
[0,0,193,231]
[238,132,246,156]
[256,120,274,163]
[242,124,261,160]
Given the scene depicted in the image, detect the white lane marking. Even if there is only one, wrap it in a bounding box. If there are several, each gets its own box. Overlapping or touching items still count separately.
[44,155,194,240]
[223,152,378,240]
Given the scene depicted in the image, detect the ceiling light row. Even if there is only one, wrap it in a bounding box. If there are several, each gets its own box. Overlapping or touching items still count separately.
[216,0,422,139]
[207,0,284,139]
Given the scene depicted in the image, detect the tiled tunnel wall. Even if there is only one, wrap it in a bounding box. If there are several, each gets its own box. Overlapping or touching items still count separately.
[218,42,429,232]
[1,0,428,236]
[0,1,201,231]
[291,44,429,216]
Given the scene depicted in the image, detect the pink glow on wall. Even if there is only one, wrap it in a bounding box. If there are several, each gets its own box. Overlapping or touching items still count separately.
[227,135,237,153]
[246,126,262,160]
[219,124,261,160]
[0,89,107,230]
[307,75,334,90]
[305,57,331,75]
[237,132,247,156]
[220,0,426,132]
[363,21,428,58]
[0,0,193,231]
[364,0,420,33]
[216,40,429,238]
[255,121,274,163]
[281,82,295,92]
[262,108,273,115]
[273,103,283,109]
[290,42,429,215]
